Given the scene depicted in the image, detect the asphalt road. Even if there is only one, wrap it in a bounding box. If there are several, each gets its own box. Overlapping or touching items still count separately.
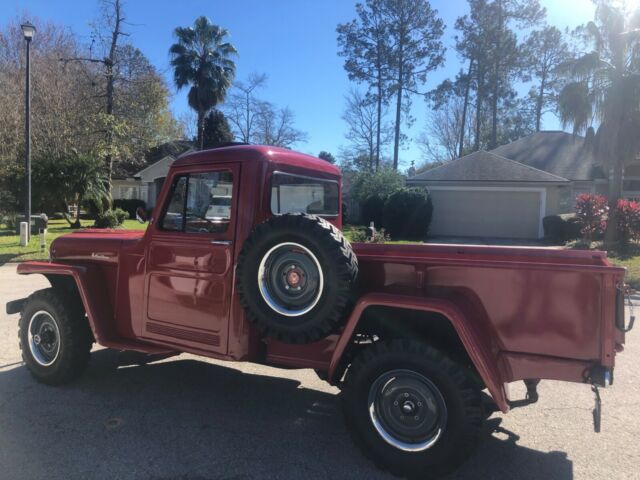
[0,264,639,480]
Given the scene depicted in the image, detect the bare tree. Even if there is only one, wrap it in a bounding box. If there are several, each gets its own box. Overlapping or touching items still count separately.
[224,73,267,142]
[418,95,474,163]
[253,103,307,148]
[59,0,129,184]
[342,89,392,169]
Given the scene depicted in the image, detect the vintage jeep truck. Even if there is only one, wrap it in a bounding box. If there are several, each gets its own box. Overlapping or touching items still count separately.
[6,145,632,478]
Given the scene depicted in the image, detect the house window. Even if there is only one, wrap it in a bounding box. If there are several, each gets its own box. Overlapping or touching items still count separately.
[119,186,139,200]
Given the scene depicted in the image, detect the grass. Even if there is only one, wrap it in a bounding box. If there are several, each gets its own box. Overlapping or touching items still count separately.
[342,224,423,244]
[0,218,146,265]
[565,239,640,289]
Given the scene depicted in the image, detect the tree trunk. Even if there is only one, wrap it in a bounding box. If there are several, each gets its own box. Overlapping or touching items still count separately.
[72,194,83,229]
[197,109,205,150]
[490,0,503,150]
[604,157,623,249]
[392,51,403,171]
[474,67,483,152]
[459,59,473,158]
[105,0,122,191]
[245,90,251,142]
[535,75,546,132]
[376,78,382,171]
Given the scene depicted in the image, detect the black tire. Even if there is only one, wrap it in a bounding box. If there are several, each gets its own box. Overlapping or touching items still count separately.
[342,340,483,479]
[19,288,93,385]
[236,213,358,343]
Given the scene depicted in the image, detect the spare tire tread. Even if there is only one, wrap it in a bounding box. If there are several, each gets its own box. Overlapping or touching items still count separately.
[236,214,358,343]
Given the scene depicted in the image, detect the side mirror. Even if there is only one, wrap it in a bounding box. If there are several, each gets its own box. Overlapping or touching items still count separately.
[135,206,148,224]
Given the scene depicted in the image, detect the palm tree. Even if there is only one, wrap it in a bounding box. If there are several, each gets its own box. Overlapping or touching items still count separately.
[63,154,110,228]
[169,17,237,150]
[557,2,640,246]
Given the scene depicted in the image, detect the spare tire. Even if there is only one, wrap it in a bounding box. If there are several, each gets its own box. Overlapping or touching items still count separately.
[236,214,358,343]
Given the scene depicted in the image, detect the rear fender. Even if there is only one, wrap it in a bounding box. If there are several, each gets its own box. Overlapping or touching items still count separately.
[328,293,509,412]
[17,262,117,344]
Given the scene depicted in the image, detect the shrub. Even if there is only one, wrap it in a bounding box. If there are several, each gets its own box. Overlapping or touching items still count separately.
[81,196,103,219]
[347,225,390,243]
[615,199,640,245]
[93,209,121,229]
[348,167,405,204]
[113,207,129,224]
[113,199,146,220]
[543,213,582,243]
[360,194,386,227]
[382,188,433,240]
[575,193,608,242]
[2,212,17,230]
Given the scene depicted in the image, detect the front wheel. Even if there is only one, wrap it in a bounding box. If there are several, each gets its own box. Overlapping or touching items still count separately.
[19,288,93,385]
[341,340,483,479]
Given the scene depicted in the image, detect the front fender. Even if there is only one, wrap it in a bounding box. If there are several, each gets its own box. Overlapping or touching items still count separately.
[17,261,117,344]
[328,293,509,412]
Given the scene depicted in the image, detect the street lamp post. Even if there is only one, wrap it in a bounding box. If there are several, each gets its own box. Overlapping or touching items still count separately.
[21,22,35,242]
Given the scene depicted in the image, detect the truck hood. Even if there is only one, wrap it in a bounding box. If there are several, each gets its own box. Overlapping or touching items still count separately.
[50,229,146,264]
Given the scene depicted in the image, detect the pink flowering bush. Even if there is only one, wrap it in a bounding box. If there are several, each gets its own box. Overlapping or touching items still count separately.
[575,194,608,242]
[615,199,640,245]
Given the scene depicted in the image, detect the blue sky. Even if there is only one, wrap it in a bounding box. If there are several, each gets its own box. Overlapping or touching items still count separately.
[3,0,596,169]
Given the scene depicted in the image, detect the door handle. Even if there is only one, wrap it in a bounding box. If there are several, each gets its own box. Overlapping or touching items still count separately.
[210,240,233,246]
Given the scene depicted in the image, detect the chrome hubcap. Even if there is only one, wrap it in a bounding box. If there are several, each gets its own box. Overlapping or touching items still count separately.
[258,242,324,317]
[368,369,447,452]
[28,310,61,367]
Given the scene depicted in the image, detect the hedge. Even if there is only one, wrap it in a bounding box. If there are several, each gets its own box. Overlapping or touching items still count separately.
[542,213,582,243]
[382,188,433,240]
[113,199,146,220]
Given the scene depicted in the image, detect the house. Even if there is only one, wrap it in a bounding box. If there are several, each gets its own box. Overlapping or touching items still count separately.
[406,131,621,239]
[112,140,193,208]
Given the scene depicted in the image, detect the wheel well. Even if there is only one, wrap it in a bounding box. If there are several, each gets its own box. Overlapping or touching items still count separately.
[341,306,483,387]
[45,275,80,300]
[44,274,94,342]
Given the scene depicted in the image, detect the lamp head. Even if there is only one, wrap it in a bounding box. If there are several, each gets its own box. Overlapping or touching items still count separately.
[21,22,36,41]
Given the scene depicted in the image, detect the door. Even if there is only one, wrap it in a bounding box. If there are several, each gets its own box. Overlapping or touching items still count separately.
[142,164,239,354]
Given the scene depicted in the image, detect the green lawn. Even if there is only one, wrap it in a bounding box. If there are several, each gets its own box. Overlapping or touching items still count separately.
[0,218,146,265]
[605,245,640,290]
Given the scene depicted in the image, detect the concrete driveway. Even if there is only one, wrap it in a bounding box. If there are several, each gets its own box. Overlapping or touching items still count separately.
[0,264,638,480]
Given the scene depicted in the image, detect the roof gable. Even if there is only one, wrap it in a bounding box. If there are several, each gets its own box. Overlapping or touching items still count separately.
[489,131,603,181]
[409,150,569,183]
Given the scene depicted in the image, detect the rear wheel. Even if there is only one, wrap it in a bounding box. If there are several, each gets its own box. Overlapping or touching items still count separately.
[19,288,93,385]
[342,340,483,479]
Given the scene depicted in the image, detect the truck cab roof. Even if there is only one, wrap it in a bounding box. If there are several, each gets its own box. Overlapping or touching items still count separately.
[173,144,341,178]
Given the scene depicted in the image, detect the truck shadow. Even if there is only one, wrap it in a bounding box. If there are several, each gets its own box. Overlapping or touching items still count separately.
[0,349,573,480]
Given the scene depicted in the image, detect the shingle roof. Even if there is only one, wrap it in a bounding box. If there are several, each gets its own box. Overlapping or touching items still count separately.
[409,150,569,183]
[489,131,604,181]
[112,140,194,179]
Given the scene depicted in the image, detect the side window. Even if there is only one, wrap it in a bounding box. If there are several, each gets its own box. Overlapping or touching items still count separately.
[185,171,233,233]
[160,171,234,234]
[162,176,187,231]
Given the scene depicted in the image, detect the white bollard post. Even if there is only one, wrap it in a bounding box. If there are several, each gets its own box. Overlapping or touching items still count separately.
[20,222,29,247]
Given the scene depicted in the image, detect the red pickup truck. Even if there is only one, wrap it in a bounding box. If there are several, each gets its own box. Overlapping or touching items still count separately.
[6,145,631,478]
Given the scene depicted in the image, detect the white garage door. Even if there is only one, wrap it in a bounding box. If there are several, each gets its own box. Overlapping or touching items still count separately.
[428,188,543,239]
